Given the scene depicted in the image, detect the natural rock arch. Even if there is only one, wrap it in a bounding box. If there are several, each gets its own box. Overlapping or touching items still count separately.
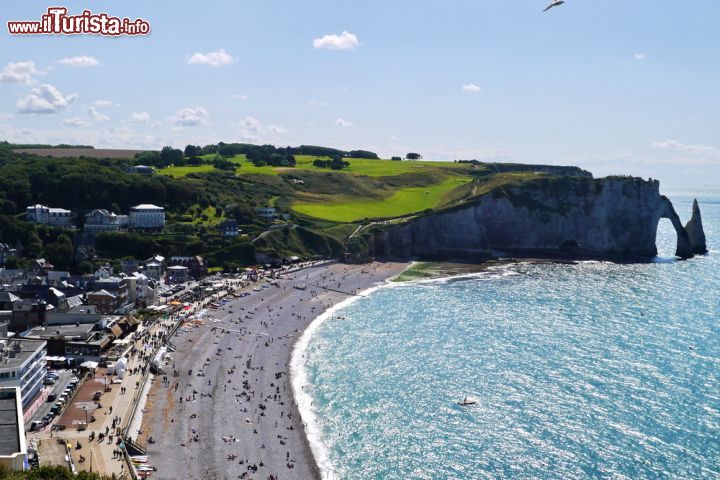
[657,196,692,258]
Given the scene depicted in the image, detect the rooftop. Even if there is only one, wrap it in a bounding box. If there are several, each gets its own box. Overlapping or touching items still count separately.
[0,338,46,370]
[131,204,163,210]
[23,323,95,340]
[0,388,22,457]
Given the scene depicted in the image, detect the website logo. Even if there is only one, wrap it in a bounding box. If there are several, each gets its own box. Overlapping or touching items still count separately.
[8,7,150,36]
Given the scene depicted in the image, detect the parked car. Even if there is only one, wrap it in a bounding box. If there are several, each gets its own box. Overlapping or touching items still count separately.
[47,393,57,402]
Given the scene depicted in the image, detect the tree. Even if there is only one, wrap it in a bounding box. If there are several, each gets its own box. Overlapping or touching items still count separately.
[160,146,183,166]
[347,150,379,159]
[406,152,422,160]
[44,234,74,270]
[391,156,402,161]
[212,157,236,171]
[184,144,201,157]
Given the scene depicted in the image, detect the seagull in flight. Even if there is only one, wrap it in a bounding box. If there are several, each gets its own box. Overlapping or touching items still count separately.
[543,0,565,12]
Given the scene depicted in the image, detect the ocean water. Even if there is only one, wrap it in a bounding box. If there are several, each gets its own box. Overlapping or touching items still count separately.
[293,190,720,480]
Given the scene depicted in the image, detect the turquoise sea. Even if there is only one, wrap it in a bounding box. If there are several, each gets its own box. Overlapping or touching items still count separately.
[293,189,720,480]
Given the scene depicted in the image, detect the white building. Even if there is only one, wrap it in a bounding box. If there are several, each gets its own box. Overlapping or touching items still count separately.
[84,209,129,233]
[0,339,47,410]
[255,207,279,221]
[129,204,165,231]
[26,205,72,227]
[122,272,158,308]
[0,387,26,472]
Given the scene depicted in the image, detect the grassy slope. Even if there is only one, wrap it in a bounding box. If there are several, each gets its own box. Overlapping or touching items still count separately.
[158,155,541,224]
[291,176,470,222]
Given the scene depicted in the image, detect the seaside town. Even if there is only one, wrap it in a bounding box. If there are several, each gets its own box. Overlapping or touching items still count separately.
[0,199,404,479]
[0,243,353,478]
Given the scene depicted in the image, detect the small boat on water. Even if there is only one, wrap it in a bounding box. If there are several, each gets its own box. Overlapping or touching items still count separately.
[458,396,477,406]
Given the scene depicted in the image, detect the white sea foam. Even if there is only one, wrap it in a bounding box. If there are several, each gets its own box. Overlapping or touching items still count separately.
[290,281,390,480]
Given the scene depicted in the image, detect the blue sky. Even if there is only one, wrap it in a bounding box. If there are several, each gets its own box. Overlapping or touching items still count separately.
[0,0,719,186]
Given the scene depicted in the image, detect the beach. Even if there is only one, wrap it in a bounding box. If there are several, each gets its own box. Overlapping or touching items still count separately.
[140,261,408,480]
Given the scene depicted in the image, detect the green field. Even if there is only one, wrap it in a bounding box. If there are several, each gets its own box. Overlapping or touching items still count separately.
[159,154,473,178]
[291,176,471,222]
[159,154,279,177]
[159,164,215,177]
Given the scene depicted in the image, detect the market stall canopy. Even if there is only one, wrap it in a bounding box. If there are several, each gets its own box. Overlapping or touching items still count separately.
[80,361,99,369]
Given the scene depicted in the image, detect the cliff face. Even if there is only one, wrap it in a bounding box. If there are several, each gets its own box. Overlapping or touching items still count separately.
[352,177,705,261]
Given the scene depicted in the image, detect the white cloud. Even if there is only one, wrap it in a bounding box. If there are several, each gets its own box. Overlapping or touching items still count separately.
[313,31,359,50]
[58,56,100,67]
[650,139,719,156]
[187,49,237,67]
[0,123,167,150]
[239,116,262,133]
[17,84,77,114]
[633,53,646,61]
[0,113,13,122]
[171,106,209,127]
[87,106,110,122]
[150,120,163,129]
[307,101,328,107]
[93,100,113,107]
[336,118,354,127]
[63,116,89,127]
[0,61,42,84]
[130,112,151,124]
[234,116,287,140]
[462,84,482,92]
[232,94,248,100]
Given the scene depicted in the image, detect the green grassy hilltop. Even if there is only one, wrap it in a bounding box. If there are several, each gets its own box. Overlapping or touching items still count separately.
[0,141,590,270]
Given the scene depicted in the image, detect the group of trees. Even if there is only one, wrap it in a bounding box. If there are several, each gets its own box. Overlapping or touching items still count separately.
[312,157,350,170]
[130,143,384,171]
[245,145,296,167]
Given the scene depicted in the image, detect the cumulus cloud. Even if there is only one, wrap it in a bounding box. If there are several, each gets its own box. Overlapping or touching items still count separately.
[63,116,89,127]
[17,84,77,114]
[187,49,237,67]
[58,56,100,67]
[130,112,151,124]
[234,116,287,141]
[462,84,482,92]
[171,107,209,127]
[313,31,359,50]
[0,61,42,84]
[633,53,646,60]
[335,118,354,127]
[93,100,113,107]
[0,113,13,122]
[88,106,110,122]
[232,94,248,100]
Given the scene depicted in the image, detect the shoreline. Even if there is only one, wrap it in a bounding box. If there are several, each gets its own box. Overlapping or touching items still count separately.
[289,280,396,479]
[141,261,409,480]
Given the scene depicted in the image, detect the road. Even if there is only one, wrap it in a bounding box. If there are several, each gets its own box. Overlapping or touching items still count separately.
[28,369,74,427]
